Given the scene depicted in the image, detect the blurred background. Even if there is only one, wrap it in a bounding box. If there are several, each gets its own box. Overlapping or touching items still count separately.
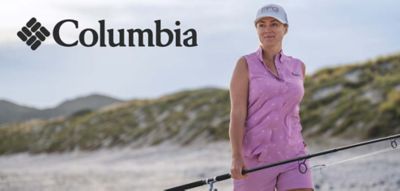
[0,0,399,190]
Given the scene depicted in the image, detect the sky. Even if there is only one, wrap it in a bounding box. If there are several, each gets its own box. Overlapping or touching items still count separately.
[1,0,400,109]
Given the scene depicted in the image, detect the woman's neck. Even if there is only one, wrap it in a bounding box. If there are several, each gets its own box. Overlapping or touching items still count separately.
[261,44,282,62]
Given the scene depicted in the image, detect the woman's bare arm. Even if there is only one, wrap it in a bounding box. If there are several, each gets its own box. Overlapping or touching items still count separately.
[229,57,249,179]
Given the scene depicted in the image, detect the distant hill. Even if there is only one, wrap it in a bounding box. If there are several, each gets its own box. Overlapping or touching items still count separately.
[0,94,122,124]
[0,100,39,124]
[0,52,399,154]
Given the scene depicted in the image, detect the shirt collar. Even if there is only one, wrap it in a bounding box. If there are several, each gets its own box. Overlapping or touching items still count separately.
[256,46,286,63]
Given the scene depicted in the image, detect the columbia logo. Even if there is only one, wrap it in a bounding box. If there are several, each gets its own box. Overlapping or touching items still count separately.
[17,17,50,50]
[16,18,198,50]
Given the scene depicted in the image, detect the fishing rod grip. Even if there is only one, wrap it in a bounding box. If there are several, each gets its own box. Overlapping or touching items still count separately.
[242,168,249,175]
[215,173,231,181]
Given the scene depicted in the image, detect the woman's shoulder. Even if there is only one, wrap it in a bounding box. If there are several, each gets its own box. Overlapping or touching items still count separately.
[282,53,303,64]
[283,54,306,78]
[235,50,257,67]
[282,54,305,69]
[235,56,248,71]
[237,50,259,69]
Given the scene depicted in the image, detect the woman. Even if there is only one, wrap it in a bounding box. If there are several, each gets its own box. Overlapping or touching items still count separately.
[229,4,314,191]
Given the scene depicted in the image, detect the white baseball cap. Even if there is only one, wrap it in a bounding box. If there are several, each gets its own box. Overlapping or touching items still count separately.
[254,4,288,26]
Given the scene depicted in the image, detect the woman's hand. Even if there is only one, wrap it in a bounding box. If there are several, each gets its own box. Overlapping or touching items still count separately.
[230,156,248,179]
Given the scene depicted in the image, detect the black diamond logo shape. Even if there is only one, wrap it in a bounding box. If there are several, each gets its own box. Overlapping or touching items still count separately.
[17,17,50,51]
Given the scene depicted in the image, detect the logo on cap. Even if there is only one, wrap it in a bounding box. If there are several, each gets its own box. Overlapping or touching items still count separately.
[261,6,279,13]
[17,17,50,50]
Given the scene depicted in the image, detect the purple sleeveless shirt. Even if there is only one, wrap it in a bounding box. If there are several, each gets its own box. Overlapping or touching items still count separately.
[242,47,306,162]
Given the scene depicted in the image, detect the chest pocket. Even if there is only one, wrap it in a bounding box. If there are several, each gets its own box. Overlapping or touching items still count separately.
[282,61,303,88]
[283,61,305,102]
[285,61,303,80]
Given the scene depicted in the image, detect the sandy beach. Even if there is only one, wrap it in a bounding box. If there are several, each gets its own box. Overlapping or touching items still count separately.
[0,139,399,191]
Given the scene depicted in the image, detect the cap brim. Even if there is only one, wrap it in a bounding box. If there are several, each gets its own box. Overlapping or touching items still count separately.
[254,15,287,26]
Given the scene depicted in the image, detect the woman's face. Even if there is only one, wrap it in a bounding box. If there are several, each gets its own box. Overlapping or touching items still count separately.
[255,17,288,47]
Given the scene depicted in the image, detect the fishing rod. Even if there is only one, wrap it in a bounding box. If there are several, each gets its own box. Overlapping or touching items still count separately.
[165,133,400,191]
[311,146,396,171]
